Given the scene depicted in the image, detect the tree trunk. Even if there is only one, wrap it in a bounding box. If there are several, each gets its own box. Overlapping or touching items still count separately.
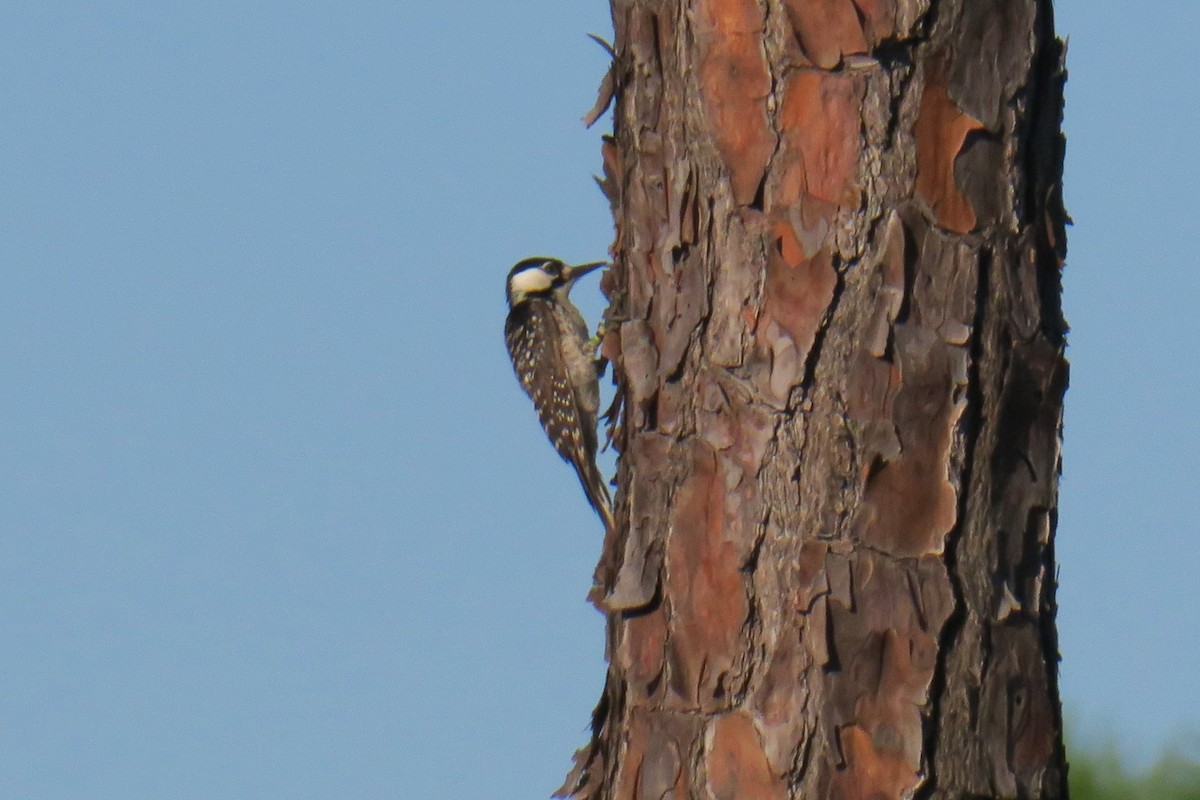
[564,1,1069,799]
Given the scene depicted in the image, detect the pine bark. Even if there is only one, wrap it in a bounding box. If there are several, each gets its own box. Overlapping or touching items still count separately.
[566,1,1068,798]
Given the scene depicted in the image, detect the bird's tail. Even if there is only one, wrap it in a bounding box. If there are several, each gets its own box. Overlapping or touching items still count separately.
[579,458,616,536]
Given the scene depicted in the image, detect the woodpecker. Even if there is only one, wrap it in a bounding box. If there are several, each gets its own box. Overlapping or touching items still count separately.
[504,257,615,534]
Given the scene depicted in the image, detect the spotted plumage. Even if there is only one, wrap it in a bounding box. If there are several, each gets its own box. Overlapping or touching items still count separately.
[504,257,614,534]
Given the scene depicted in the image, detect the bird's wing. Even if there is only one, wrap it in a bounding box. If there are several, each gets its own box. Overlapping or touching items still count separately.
[505,302,593,470]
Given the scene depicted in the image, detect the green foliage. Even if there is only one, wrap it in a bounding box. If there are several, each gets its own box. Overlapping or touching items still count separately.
[1069,740,1200,800]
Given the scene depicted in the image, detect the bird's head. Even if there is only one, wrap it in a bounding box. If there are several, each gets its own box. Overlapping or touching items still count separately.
[505,257,607,308]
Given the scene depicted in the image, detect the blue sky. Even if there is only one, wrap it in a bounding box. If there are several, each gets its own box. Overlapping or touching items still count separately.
[1,2,1196,798]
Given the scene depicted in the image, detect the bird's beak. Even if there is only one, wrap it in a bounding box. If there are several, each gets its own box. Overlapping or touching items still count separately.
[563,260,608,285]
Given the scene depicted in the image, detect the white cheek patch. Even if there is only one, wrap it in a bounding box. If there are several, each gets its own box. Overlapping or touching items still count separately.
[511,268,554,295]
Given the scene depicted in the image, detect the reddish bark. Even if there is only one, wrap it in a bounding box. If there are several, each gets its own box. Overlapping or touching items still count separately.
[564,1,1069,798]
